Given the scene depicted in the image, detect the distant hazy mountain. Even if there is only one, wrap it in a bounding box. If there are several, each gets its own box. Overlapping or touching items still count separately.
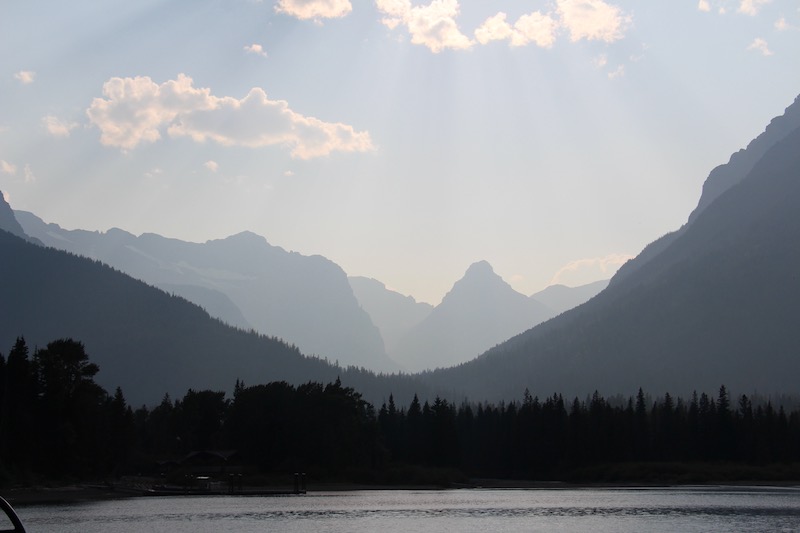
[15,214,395,372]
[0,228,336,405]
[530,280,608,316]
[390,261,552,372]
[0,226,426,407]
[348,276,433,357]
[427,99,800,401]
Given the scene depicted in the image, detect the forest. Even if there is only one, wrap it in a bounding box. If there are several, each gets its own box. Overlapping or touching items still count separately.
[2,337,800,487]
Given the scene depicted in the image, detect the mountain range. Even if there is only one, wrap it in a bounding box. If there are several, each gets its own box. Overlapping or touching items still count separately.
[4,91,799,406]
[427,94,800,401]
[350,266,607,372]
[14,215,395,372]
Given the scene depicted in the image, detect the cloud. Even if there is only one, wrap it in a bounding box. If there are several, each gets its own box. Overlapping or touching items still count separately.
[144,167,163,178]
[475,11,558,48]
[1,191,9,204]
[23,164,36,183]
[244,43,268,57]
[747,37,773,55]
[738,0,771,16]
[593,53,608,68]
[607,64,625,79]
[204,160,219,172]
[698,0,711,12]
[87,74,374,158]
[42,115,79,138]
[1,160,17,175]
[556,0,631,43]
[275,0,352,20]
[376,0,474,53]
[14,71,35,84]
[549,253,632,286]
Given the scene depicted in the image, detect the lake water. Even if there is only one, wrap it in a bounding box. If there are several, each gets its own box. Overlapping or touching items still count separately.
[11,486,800,533]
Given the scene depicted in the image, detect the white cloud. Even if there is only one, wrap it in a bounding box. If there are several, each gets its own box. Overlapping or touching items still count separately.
[593,53,608,68]
[244,43,268,57]
[747,37,773,55]
[607,64,625,79]
[204,160,219,172]
[275,0,352,20]
[549,253,632,286]
[556,0,631,43]
[376,0,474,53]
[738,0,770,16]
[23,164,36,183]
[698,0,711,12]
[42,115,79,138]
[476,11,558,48]
[14,71,35,84]
[1,160,17,175]
[144,167,163,178]
[87,74,374,159]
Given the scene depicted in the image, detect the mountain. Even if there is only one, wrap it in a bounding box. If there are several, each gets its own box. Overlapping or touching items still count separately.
[530,280,608,316]
[427,99,800,401]
[348,276,433,357]
[0,191,38,244]
[14,214,395,372]
[390,261,552,372]
[0,228,341,406]
[613,94,800,286]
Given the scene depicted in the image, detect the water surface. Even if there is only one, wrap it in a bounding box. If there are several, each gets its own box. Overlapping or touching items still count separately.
[13,486,800,533]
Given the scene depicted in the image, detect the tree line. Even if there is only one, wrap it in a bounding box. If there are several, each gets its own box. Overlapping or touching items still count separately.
[2,337,799,486]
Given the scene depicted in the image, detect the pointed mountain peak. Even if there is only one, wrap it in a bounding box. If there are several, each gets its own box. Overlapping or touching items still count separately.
[439,260,521,308]
[464,260,495,277]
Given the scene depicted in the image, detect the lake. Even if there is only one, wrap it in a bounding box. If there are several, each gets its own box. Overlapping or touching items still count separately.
[11,486,800,533]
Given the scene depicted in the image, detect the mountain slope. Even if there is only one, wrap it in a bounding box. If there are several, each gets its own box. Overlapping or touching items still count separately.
[530,280,608,316]
[391,261,552,371]
[428,109,800,401]
[0,191,38,244]
[14,215,394,371]
[613,94,800,286]
[0,229,342,405]
[0,228,429,406]
[348,276,433,356]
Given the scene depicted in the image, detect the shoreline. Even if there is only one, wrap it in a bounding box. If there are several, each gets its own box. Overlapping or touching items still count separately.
[5,478,800,506]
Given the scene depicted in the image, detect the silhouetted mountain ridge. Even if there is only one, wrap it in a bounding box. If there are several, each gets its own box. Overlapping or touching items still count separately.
[427,109,800,401]
[15,213,394,371]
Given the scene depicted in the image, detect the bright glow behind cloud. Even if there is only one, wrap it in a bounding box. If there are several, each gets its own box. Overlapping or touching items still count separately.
[86,74,374,158]
[376,0,474,52]
[556,0,631,43]
[275,0,352,20]
[549,253,633,286]
[738,0,771,16]
[475,11,558,48]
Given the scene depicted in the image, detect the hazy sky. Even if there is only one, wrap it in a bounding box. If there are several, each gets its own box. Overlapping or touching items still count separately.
[2,0,799,305]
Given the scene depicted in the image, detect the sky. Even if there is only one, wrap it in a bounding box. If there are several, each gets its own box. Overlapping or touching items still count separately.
[1,0,799,305]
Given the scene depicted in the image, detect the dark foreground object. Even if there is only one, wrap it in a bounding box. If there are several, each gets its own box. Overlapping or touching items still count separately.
[0,496,25,532]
